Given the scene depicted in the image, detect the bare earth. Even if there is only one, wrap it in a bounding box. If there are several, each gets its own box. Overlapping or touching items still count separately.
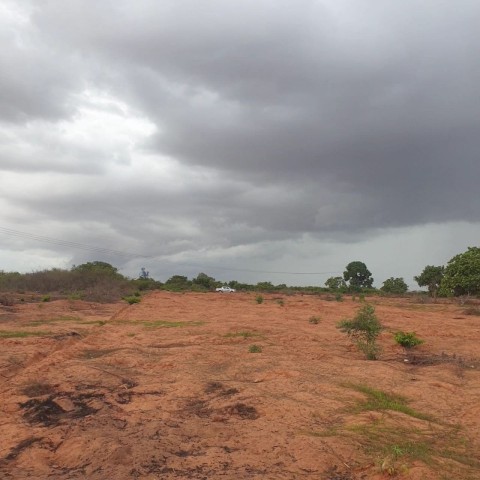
[1,292,479,479]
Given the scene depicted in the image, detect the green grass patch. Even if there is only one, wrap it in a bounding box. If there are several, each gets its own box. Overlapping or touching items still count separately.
[78,320,106,326]
[0,330,52,338]
[345,383,433,421]
[124,295,141,305]
[248,344,263,353]
[347,420,480,477]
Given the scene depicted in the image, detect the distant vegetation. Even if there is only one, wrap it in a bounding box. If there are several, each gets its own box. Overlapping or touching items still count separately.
[1,246,479,303]
[381,277,408,295]
[0,261,162,303]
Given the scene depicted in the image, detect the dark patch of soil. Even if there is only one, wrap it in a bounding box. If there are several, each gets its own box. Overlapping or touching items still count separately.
[184,399,212,418]
[222,403,258,420]
[20,393,101,426]
[53,331,81,340]
[204,381,223,393]
[323,465,360,480]
[3,437,43,461]
[115,391,132,404]
[403,352,480,368]
[21,382,56,397]
[204,381,239,396]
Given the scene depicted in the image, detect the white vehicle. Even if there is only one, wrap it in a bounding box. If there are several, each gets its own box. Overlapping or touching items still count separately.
[216,286,236,293]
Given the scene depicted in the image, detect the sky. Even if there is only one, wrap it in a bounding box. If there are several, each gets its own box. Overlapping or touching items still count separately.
[1,0,479,288]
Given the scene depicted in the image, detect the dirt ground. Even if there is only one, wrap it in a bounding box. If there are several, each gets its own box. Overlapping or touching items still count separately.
[1,291,479,479]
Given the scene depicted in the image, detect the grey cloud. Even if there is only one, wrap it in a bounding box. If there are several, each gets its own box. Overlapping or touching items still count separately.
[1,1,480,283]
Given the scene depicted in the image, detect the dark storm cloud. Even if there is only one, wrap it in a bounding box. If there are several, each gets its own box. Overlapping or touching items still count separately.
[1,0,480,278]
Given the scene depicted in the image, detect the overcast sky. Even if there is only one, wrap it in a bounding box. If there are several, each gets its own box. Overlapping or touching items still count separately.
[1,0,479,287]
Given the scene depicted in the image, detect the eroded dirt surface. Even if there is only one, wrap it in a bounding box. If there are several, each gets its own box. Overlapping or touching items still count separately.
[1,292,479,479]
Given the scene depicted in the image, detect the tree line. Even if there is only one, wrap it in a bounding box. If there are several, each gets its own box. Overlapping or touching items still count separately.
[1,246,479,301]
[326,246,480,297]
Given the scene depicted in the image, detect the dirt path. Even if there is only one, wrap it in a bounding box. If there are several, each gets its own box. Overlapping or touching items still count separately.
[1,292,479,479]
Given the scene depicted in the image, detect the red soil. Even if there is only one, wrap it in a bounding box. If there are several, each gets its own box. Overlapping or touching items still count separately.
[1,292,479,479]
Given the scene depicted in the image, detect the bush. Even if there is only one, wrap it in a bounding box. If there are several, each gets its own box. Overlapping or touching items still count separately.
[337,304,383,360]
[335,293,343,302]
[394,331,424,349]
[248,344,262,353]
[309,316,320,324]
[255,295,264,304]
[0,294,15,306]
[124,296,141,305]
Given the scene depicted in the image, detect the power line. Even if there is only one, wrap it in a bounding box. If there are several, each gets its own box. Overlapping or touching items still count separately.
[0,226,150,259]
[0,226,339,276]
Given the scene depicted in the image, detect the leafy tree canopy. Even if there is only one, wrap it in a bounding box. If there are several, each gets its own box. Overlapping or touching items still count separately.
[381,277,408,294]
[343,261,373,290]
[441,247,480,296]
[414,265,444,297]
[325,276,347,290]
[192,272,217,289]
[72,261,120,276]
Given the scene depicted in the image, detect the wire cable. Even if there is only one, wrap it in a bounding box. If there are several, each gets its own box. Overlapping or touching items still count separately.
[0,226,339,276]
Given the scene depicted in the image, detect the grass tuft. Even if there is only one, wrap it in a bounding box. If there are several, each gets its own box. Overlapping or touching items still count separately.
[345,383,433,421]
[0,330,52,338]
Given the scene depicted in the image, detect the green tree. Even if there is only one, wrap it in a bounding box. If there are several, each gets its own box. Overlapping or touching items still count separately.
[337,304,383,360]
[381,277,408,294]
[72,261,120,276]
[441,247,480,296]
[414,265,444,297]
[164,275,191,291]
[192,272,217,290]
[343,261,373,290]
[325,276,347,291]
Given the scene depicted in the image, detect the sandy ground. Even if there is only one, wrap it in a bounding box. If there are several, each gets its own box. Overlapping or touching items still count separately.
[1,291,479,479]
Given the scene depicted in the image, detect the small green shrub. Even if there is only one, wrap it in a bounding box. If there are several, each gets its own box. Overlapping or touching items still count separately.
[124,295,141,305]
[248,344,262,353]
[337,304,383,360]
[394,331,424,349]
[359,294,366,302]
[255,295,264,304]
[67,292,83,300]
[41,295,51,302]
[134,290,141,297]
[275,298,285,306]
[309,316,321,324]
[335,293,343,302]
